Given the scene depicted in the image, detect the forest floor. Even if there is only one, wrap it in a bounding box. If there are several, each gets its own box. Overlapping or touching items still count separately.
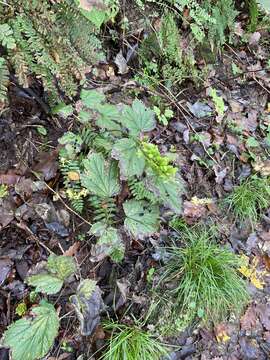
[1,2,270,360]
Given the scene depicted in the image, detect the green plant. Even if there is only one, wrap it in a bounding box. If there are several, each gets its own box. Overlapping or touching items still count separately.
[0,58,9,102]
[224,175,270,224]
[101,321,169,360]
[158,227,248,329]
[2,300,60,360]
[26,254,77,295]
[0,184,8,198]
[153,106,174,126]
[58,90,184,261]
[209,88,225,116]
[0,0,117,104]
[248,0,259,31]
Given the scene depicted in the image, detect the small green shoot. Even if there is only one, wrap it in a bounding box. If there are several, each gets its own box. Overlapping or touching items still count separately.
[225,175,270,224]
[160,227,249,326]
[101,321,169,360]
[0,184,8,198]
[153,106,174,126]
[209,88,225,116]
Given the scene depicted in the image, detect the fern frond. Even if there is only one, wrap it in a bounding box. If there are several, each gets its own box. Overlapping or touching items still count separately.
[89,195,117,225]
[0,57,9,102]
[128,178,158,205]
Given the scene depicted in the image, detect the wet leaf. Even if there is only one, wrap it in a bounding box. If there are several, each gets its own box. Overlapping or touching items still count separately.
[112,138,145,179]
[2,301,59,360]
[123,199,159,239]
[70,279,103,336]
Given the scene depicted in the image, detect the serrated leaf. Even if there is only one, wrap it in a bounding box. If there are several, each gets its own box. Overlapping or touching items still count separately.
[81,153,120,198]
[121,99,156,136]
[52,103,74,118]
[96,104,122,132]
[47,254,76,280]
[123,199,159,239]
[91,223,125,262]
[26,255,76,295]
[80,89,105,109]
[258,0,270,12]
[26,274,63,295]
[3,301,59,360]
[80,8,107,28]
[146,175,184,214]
[112,138,145,179]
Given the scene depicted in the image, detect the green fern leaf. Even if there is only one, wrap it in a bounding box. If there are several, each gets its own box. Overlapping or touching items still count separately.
[123,199,159,239]
[81,153,120,198]
[2,301,59,360]
[112,138,145,179]
[121,99,156,137]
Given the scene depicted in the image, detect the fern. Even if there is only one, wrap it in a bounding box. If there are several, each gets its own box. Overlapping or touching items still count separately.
[89,195,117,225]
[128,178,158,205]
[0,0,108,105]
[59,158,86,213]
[0,57,9,102]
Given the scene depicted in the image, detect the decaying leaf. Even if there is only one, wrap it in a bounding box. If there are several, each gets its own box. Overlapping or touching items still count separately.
[70,279,104,336]
[78,0,107,11]
[238,255,266,290]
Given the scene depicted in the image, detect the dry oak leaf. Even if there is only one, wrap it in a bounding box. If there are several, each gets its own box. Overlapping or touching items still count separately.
[240,305,257,331]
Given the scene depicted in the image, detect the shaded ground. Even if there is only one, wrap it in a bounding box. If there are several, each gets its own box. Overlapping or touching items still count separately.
[1,3,270,360]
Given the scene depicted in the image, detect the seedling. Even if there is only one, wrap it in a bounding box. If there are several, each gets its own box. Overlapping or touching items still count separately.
[225,175,270,225]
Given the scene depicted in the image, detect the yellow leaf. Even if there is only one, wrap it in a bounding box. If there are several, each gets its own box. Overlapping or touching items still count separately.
[250,274,264,289]
[191,196,212,205]
[216,331,230,343]
[67,171,80,181]
[238,265,252,278]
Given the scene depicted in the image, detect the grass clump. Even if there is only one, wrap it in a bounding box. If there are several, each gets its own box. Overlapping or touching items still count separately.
[225,176,270,225]
[101,321,169,360]
[159,227,249,328]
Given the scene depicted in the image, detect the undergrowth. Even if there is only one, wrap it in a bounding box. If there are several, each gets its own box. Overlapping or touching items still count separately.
[57,89,184,262]
[156,226,249,332]
[0,0,118,105]
[224,175,270,225]
[101,321,169,360]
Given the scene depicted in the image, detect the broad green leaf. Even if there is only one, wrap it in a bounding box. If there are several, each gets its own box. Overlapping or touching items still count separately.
[26,274,63,295]
[80,8,107,28]
[96,104,122,132]
[122,99,156,136]
[26,255,76,295]
[3,301,59,360]
[80,89,105,109]
[112,138,145,179]
[47,254,76,280]
[146,175,184,214]
[258,0,270,12]
[52,103,74,118]
[123,199,159,239]
[81,153,120,198]
[91,223,125,262]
